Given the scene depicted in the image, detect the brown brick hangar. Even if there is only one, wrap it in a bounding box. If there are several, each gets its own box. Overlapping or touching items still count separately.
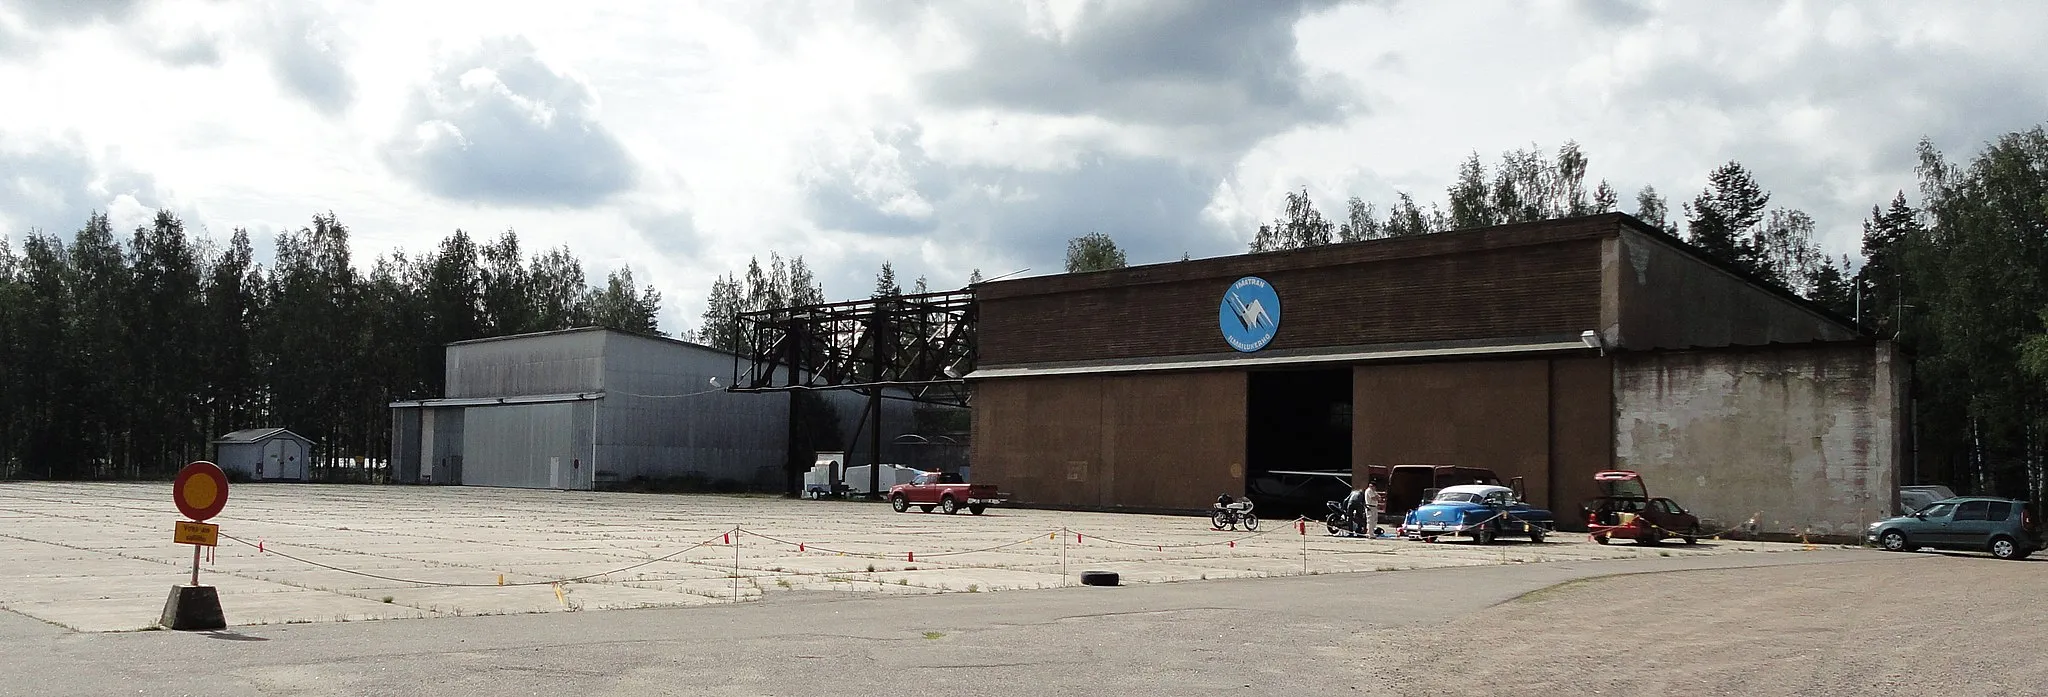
[963,214,1905,538]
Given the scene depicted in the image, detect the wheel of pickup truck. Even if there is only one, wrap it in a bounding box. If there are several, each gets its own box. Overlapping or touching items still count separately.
[890,494,909,513]
[969,504,987,515]
[940,496,960,515]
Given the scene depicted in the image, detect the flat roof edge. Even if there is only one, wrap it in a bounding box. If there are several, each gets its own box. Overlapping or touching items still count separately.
[965,340,1593,379]
[389,391,606,408]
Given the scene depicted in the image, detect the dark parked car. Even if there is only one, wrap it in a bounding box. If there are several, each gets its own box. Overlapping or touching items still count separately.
[1867,497,2041,560]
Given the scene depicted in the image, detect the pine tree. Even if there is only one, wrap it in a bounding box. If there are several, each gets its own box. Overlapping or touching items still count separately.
[1592,180,1619,214]
[1684,161,1771,273]
[1856,192,1920,335]
[1806,255,1856,317]
[873,261,900,298]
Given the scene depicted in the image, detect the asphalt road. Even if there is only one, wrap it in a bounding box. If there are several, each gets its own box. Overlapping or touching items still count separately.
[0,549,1877,697]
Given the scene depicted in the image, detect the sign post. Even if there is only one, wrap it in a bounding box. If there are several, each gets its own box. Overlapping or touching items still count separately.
[161,461,229,631]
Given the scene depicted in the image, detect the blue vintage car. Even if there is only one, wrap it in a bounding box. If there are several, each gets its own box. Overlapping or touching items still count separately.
[1401,484,1554,544]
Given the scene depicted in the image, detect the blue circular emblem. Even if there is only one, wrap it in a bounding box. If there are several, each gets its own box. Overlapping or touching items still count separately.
[1219,276,1280,352]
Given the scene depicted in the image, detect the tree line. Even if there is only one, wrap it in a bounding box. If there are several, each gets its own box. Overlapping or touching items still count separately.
[9,126,2047,501]
[1055,129,2048,502]
[0,212,662,480]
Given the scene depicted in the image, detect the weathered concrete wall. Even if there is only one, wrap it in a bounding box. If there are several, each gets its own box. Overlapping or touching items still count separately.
[1614,342,1899,538]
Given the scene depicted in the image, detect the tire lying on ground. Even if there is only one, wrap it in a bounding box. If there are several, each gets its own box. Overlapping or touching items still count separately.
[1078,571,1120,587]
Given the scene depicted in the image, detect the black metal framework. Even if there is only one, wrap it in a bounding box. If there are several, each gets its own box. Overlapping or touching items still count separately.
[732,289,977,499]
[731,289,977,407]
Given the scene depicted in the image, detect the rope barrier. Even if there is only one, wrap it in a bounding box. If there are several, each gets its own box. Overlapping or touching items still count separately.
[1582,515,1762,544]
[219,528,733,588]
[737,528,1053,559]
[1075,519,1294,549]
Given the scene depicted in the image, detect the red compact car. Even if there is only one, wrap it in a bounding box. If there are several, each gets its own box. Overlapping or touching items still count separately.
[1582,470,1701,545]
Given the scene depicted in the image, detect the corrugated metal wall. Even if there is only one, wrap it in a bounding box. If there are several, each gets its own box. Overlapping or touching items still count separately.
[446,329,605,398]
[389,409,421,483]
[598,332,788,486]
[424,407,464,484]
[461,402,584,489]
[394,328,935,490]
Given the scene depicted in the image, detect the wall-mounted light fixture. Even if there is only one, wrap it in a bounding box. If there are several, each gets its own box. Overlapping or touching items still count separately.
[1580,330,1606,356]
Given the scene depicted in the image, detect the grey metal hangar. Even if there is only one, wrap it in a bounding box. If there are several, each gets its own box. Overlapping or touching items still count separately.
[963,213,1903,539]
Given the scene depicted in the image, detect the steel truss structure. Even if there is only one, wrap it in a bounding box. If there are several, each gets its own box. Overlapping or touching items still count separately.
[732,289,977,498]
[730,289,977,407]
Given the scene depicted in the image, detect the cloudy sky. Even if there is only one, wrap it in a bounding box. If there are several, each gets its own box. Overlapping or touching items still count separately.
[2,0,2044,335]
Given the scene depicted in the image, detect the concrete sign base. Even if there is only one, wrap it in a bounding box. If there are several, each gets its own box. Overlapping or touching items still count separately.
[159,585,226,631]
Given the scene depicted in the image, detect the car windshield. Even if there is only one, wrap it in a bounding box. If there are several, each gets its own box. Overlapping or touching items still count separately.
[1434,491,1516,505]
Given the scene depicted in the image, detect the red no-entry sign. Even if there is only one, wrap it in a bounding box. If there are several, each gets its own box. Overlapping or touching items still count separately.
[173,461,229,522]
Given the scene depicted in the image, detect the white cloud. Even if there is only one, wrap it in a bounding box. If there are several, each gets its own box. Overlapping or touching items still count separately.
[382,35,636,208]
[1,0,2044,336]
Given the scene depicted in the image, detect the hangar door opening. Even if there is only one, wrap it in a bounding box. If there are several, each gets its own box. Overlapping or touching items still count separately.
[1245,368,1353,517]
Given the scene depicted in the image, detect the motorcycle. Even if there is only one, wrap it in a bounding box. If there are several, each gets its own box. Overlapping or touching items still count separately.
[1211,500,1259,531]
[1325,501,1384,537]
[1325,501,1367,536]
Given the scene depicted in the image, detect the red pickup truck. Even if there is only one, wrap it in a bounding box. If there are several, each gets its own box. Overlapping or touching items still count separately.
[889,472,1003,515]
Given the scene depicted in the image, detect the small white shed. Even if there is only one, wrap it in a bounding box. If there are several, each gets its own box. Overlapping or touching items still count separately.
[212,428,315,482]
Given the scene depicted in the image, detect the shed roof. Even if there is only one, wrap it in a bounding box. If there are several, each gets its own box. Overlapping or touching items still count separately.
[213,428,309,444]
